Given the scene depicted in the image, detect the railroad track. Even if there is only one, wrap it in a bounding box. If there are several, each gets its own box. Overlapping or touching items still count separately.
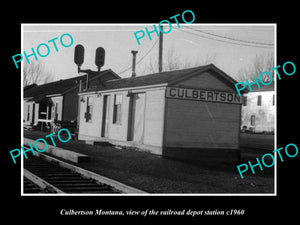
[23,177,55,193]
[23,155,124,194]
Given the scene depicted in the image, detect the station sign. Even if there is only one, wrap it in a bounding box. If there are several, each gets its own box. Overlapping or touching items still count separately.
[166,87,242,104]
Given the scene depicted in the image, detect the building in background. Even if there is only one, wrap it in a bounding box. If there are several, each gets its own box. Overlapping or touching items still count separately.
[241,82,275,133]
[23,69,120,132]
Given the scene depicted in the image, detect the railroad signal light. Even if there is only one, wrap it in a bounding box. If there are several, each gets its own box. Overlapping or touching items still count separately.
[95,47,105,71]
[74,44,85,67]
[74,45,105,73]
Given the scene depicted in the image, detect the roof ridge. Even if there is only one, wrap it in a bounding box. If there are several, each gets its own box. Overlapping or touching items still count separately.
[105,64,211,83]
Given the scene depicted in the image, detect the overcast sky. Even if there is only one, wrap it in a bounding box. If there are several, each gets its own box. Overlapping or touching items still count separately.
[22,24,275,83]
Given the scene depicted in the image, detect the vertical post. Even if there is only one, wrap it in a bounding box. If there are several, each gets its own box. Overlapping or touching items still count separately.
[158,26,163,73]
[127,94,134,141]
[131,50,138,77]
[46,104,49,121]
[76,80,82,140]
[85,74,89,90]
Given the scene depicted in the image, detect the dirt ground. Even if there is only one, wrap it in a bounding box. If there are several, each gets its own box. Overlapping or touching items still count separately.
[240,133,274,151]
[23,130,275,194]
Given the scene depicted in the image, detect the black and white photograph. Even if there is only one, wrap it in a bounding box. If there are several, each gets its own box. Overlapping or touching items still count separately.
[3,5,299,223]
[21,23,275,195]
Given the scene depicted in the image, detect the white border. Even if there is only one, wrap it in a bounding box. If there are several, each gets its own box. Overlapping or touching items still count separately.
[21,23,277,196]
[21,23,24,195]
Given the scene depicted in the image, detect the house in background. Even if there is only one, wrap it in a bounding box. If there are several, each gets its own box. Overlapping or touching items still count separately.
[241,82,275,133]
[23,69,120,131]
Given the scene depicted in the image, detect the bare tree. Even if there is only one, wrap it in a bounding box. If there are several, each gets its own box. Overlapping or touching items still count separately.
[164,48,182,71]
[23,61,54,86]
[236,54,274,82]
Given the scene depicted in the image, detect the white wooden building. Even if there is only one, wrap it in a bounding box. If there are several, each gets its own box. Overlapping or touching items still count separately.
[78,64,245,163]
[241,83,275,133]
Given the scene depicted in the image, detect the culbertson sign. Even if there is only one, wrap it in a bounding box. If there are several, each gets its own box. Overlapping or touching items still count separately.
[166,87,242,104]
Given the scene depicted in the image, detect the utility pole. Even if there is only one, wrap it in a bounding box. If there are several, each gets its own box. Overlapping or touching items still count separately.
[158,26,163,73]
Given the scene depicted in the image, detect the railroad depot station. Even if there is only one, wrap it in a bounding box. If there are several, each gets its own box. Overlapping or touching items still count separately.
[24,64,248,163]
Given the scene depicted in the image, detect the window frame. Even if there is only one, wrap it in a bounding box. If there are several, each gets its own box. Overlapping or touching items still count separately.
[250,115,255,126]
[257,95,262,106]
[112,94,123,125]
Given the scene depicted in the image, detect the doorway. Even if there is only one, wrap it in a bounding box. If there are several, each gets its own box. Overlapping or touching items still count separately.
[127,93,146,143]
[101,95,110,138]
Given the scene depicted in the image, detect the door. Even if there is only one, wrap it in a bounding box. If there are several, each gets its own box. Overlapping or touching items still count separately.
[101,95,110,137]
[127,93,146,143]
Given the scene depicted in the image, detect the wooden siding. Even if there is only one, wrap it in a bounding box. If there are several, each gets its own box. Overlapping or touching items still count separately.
[108,92,129,141]
[78,94,102,139]
[106,88,165,146]
[143,89,165,147]
[174,71,236,92]
[23,101,33,124]
[78,87,165,152]
[164,98,240,149]
[164,69,241,150]
[23,101,40,126]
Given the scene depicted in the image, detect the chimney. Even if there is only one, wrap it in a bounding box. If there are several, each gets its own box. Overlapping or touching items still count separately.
[131,50,138,77]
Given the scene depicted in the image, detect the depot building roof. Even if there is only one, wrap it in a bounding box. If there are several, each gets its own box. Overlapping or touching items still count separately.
[81,64,245,94]
[24,69,119,102]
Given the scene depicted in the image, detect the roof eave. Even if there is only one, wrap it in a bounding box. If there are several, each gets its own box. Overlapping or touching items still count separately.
[61,69,121,95]
[78,83,168,95]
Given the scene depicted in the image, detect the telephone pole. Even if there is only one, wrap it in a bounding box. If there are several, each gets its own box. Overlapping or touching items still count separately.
[158,26,163,73]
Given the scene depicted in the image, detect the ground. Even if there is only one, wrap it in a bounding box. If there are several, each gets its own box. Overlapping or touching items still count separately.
[23,130,274,194]
[240,132,274,151]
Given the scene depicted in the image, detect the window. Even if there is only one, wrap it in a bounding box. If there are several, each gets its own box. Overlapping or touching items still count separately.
[250,115,255,126]
[84,96,93,122]
[113,94,122,124]
[257,95,262,106]
[242,96,247,106]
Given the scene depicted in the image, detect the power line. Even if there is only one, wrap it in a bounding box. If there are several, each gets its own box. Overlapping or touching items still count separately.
[181,28,273,49]
[118,39,159,75]
[136,39,159,65]
[185,26,274,46]
[180,28,274,49]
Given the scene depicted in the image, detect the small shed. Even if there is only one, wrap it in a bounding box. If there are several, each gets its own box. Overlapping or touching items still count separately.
[78,64,245,163]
